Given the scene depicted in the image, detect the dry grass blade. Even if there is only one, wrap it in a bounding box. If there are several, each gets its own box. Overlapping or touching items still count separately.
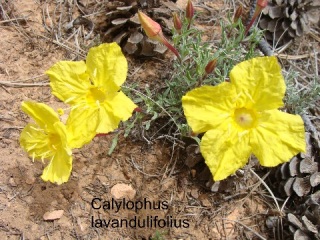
[276,52,319,60]
[0,17,27,24]
[250,169,281,212]
[0,81,49,87]
[222,218,267,240]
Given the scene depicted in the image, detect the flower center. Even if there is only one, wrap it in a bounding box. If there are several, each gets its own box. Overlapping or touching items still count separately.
[233,107,257,129]
[86,87,107,106]
[48,133,61,151]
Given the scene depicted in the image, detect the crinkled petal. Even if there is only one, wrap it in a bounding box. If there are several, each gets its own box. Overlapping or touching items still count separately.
[96,104,122,133]
[230,56,285,111]
[66,107,99,148]
[250,110,306,166]
[182,84,236,133]
[21,101,60,131]
[200,129,252,181]
[41,149,72,185]
[47,61,91,105]
[86,43,127,91]
[107,91,137,121]
[96,91,136,133]
[20,123,51,159]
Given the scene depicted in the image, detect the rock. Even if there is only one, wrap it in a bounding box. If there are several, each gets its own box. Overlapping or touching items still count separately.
[110,183,136,200]
[25,176,35,185]
[9,177,17,187]
[200,197,211,207]
[43,210,64,221]
[190,189,199,199]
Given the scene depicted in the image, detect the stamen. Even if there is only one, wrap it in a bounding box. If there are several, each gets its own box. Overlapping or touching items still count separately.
[244,90,255,103]
[26,143,37,152]
[29,126,43,132]
[65,96,77,103]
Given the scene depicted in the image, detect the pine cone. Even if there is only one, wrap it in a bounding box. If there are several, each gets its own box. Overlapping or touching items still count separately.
[266,131,320,239]
[287,191,320,239]
[259,0,320,45]
[95,0,175,56]
[269,132,319,198]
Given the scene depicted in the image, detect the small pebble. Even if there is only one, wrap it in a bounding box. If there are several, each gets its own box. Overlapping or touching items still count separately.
[111,183,136,200]
[43,210,64,221]
[9,177,17,187]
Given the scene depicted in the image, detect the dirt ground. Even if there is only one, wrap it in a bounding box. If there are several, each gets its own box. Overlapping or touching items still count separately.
[0,0,319,240]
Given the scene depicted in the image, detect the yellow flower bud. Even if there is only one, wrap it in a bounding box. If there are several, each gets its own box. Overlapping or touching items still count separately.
[57,108,64,116]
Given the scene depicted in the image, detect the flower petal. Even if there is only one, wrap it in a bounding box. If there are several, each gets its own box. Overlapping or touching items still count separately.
[96,91,136,133]
[66,107,99,148]
[230,56,285,111]
[47,61,90,105]
[20,123,51,159]
[96,105,122,134]
[250,110,306,166]
[107,91,137,121]
[21,101,60,131]
[182,84,236,133]
[41,121,72,184]
[200,129,252,181]
[41,149,72,185]
[86,43,127,90]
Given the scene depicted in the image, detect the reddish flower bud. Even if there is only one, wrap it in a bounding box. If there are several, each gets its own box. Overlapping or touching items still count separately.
[138,11,181,60]
[257,0,268,8]
[134,107,143,113]
[186,0,194,29]
[138,11,162,40]
[245,0,268,35]
[172,12,182,33]
[186,0,194,21]
[233,5,243,23]
[205,59,217,75]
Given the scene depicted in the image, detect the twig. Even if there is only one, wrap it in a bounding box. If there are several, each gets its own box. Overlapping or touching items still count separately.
[0,17,27,24]
[276,52,318,60]
[250,169,281,212]
[36,33,86,58]
[0,81,49,87]
[4,74,45,83]
[128,156,161,177]
[222,218,267,240]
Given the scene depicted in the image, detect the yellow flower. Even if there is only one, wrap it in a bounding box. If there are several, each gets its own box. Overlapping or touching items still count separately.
[20,101,72,184]
[46,43,137,148]
[182,56,306,181]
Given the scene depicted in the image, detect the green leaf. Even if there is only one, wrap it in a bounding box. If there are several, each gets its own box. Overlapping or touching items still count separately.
[108,133,119,156]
